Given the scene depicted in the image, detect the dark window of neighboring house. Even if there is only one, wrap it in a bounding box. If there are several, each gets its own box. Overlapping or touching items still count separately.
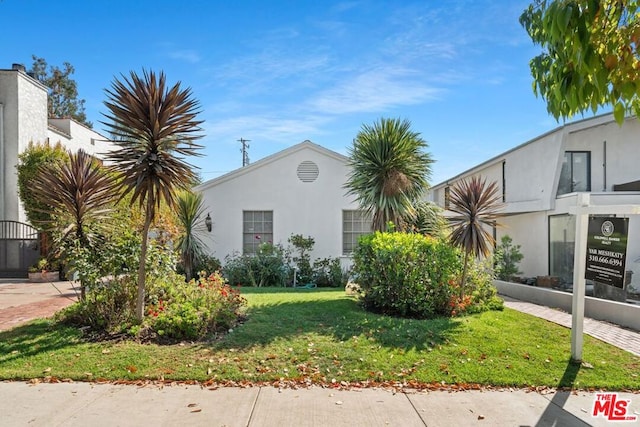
[343,210,372,255]
[502,161,506,202]
[243,210,273,254]
[444,186,451,209]
[549,214,576,285]
[557,151,591,196]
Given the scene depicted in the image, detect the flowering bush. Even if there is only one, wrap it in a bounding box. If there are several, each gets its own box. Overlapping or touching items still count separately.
[145,271,247,341]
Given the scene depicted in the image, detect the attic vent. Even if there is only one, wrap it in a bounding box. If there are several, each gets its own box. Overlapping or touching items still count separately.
[297,161,319,183]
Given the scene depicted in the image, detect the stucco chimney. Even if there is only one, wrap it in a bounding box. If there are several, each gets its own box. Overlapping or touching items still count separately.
[11,63,26,72]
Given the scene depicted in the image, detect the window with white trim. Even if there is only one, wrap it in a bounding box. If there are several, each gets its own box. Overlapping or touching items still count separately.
[243,211,273,254]
[342,210,372,254]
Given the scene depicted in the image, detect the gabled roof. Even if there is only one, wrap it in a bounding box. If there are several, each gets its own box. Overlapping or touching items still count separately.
[195,140,348,191]
[431,112,624,189]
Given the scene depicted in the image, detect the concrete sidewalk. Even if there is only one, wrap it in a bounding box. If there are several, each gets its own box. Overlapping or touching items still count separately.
[1,382,638,426]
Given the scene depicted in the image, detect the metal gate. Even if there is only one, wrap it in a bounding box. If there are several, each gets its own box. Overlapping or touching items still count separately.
[0,221,40,278]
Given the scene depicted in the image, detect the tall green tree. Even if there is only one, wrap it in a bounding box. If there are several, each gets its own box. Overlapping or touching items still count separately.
[520,1,640,123]
[16,141,68,227]
[28,55,92,127]
[102,70,203,321]
[345,118,433,232]
[175,191,209,281]
[30,149,115,299]
[448,177,502,298]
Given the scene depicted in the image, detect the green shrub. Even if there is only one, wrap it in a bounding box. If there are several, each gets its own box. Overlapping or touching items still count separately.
[222,242,290,287]
[177,253,222,277]
[352,232,462,319]
[288,234,315,284]
[494,235,524,281]
[60,275,137,333]
[458,258,504,314]
[312,257,348,287]
[145,271,247,340]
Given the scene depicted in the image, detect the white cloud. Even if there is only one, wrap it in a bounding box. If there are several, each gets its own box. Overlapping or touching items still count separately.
[307,66,442,115]
[166,49,202,64]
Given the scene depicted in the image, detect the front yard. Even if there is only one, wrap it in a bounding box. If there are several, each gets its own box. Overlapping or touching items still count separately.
[0,288,638,390]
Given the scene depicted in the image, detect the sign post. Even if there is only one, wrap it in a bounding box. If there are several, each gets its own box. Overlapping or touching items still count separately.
[570,194,590,362]
[569,194,640,362]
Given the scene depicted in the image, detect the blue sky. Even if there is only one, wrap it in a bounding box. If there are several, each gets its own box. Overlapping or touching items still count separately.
[1,0,593,185]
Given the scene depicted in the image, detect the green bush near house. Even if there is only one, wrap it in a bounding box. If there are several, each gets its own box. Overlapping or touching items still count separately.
[222,242,290,287]
[494,235,524,282]
[353,232,461,318]
[353,231,503,319]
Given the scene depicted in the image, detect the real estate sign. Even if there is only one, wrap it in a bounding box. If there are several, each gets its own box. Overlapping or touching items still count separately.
[585,216,629,288]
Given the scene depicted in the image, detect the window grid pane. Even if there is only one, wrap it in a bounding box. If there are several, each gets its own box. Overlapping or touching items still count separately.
[342,210,372,254]
[243,211,274,254]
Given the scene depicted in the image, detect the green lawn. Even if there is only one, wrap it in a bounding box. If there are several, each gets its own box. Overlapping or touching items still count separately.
[1,288,638,390]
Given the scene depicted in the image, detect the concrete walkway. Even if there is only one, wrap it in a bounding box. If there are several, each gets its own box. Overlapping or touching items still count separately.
[1,381,638,426]
[0,280,77,332]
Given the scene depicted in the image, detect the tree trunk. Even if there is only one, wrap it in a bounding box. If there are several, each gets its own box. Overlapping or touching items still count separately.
[135,197,154,321]
[184,253,193,282]
[459,250,470,300]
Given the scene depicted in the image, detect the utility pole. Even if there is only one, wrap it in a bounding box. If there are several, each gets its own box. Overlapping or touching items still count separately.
[238,138,251,167]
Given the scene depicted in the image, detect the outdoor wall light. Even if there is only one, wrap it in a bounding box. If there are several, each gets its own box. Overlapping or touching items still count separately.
[205,213,212,232]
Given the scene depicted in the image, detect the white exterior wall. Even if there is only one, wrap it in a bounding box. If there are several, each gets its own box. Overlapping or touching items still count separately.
[47,119,115,159]
[429,114,640,288]
[564,118,640,192]
[0,68,48,222]
[197,142,360,263]
[498,213,548,278]
[0,66,113,224]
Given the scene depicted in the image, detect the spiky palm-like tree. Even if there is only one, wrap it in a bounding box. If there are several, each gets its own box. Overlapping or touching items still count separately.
[448,176,503,298]
[175,191,209,281]
[30,149,115,299]
[409,200,448,238]
[102,70,203,321]
[345,118,433,231]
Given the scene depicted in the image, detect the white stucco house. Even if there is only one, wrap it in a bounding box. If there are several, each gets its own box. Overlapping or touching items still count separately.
[195,140,371,266]
[0,63,114,276]
[429,113,640,295]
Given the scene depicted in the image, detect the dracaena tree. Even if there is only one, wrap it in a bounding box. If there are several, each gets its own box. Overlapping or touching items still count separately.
[448,176,503,298]
[345,118,433,232]
[175,190,209,282]
[102,70,203,321]
[30,149,115,299]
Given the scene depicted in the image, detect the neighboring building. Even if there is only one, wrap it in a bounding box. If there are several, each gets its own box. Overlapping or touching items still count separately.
[0,63,113,276]
[195,140,371,266]
[429,113,640,294]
